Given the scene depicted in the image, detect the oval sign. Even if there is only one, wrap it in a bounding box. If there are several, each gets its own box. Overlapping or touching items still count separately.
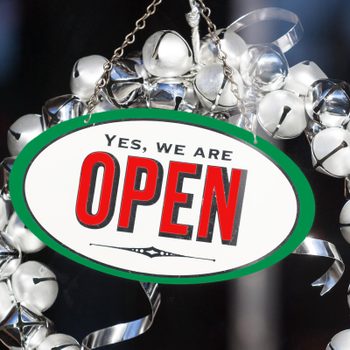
[10,109,314,284]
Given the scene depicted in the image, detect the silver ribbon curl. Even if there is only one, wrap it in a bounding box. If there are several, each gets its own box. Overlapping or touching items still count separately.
[81,283,160,349]
[228,7,304,53]
[293,237,345,296]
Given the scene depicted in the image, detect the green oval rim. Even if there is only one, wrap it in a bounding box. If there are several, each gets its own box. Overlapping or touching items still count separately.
[10,108,315,284]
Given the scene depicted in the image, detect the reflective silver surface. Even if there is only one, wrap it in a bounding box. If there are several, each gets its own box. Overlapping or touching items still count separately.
[11,261,58,313]
[105,60,144,107]
[142,30,193,77]
[81,283,160,349]
[42,95,86,127]
[0,157,15,201]
[7,114,46,157]
[293,237,344,296]
[305,79,350,127]
[3,213,45,254]
[240,44,289,92]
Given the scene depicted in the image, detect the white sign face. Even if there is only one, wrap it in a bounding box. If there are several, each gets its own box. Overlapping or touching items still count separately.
[11,110,314,283]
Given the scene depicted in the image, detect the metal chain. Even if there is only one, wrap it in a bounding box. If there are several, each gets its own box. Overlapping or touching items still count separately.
[195,0,246,114]
[87,0,163,114]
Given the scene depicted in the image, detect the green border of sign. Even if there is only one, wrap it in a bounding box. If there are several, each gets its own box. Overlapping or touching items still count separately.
[10,108,315,284]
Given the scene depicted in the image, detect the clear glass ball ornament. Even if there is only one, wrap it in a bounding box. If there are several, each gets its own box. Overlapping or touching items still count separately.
[199,28,247,69]
[305,79,350,127]
[311,127,350,177]
[240,44,289,92]
[284,60,327,96]
[3,213,45,254]
[0,196,12,231]
[105,59,145,107]
[0,234,22,280]
[11,261,58,313]
[194,63,243,112]
[7,114,46,157]
[0,156,15,201]
[70,55,108,101]
[42,95,86,127]
[257,90,307,139]
[326,330,350,350]
[36,333,79,350]
[340,200,350,244]
[142,30,193,78]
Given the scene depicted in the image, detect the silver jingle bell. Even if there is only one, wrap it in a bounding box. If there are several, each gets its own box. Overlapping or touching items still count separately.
[70,55,108,101]
[0,281,15,323]
[0,157,15,201]
[0,302,52,350]
[11,261,58,313]
[42,95,86,127]
[284,60,327,96]
[257,90,307,139]
[0,197,12,231]
[3,213,45,254]
[311,127,350,178]
[305,79,350,127]
[93,93,117,113]
[194,63,243,112]
[7,114,46,157]
[199,28,247,69]
[240,44,289,92]
[142,30,193,78]
[37,334,80,350]
[326,330,350,350]
[105,59,144,107]
[305,119,325,144]
[340,201,350,244]
[0,234,21,280]
[147,78,189,111]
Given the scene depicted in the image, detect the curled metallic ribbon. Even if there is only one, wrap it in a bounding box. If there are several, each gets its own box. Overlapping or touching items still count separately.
[81,283,160,349]
[228,7,304,53]
[293,237,345,296]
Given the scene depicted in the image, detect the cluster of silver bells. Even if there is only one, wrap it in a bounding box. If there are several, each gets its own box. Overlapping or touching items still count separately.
[3,15,350,350]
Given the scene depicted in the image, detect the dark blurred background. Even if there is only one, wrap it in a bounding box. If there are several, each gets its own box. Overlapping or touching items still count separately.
[1,0,350,349]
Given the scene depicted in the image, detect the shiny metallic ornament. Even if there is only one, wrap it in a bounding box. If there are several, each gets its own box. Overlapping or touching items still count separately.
[257,90,307,139]
[0,234,21,280]
[105,60,144,107]
[305,119,325,144]
[326,330,350,350]
[240,44,289,92]
[11,261,58,313]
[340,201,350,244]
[305,79,350,127]
[194,63,243,112]
[0,302,52,349]
[0,197,12,231]
[93,94,117,113]
[148,79,189,111]
[311,128,350,177]
[0,157,15,201]
[142,30,193,77]
[0,282,15,323]
[3,213,45,254]
[37,333,80,350]
[70,55,108,101]
[284,60,327,96]
[199,28,247,69]
[7,114,46,157]
[42,95,86,127]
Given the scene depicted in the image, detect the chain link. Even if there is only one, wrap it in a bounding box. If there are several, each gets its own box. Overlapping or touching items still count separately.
[87,0,163,114]
[195,0,245,112]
